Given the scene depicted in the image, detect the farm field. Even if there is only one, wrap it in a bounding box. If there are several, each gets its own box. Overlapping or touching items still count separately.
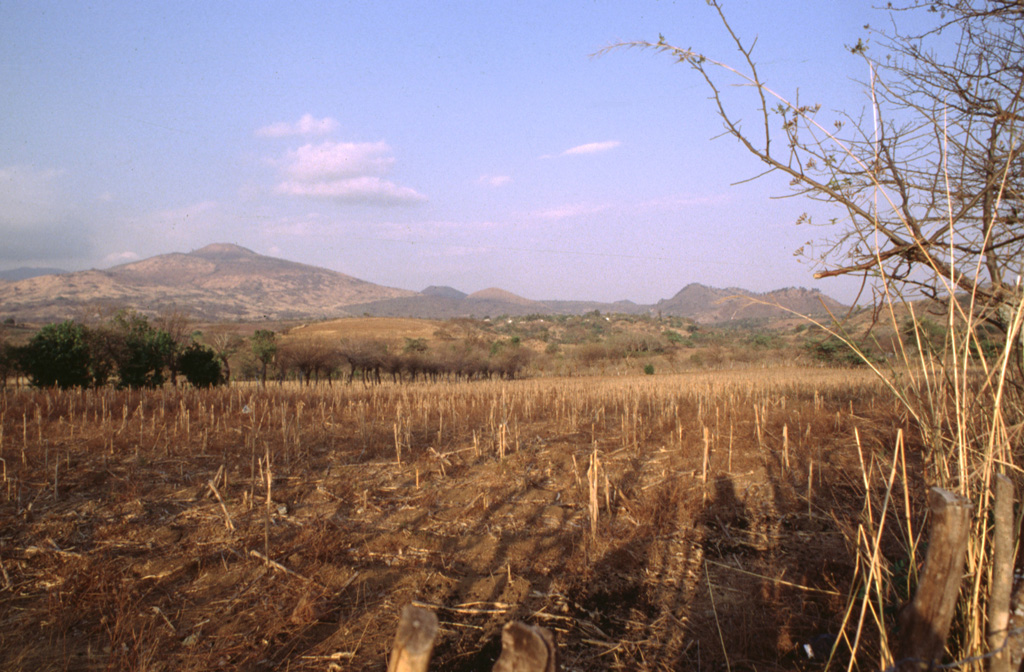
[0,368,917,671]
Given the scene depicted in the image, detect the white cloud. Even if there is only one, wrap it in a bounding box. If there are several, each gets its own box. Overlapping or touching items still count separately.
[477,174,512,188]
[275,176,427,205]
[534,202,613,220]
[103,250,140,265]
[283,141,395,181]
[256,114,339,138]
[273,140,426,206]
[561,140,622,156]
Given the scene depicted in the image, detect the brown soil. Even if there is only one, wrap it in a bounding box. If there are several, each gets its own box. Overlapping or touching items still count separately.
[0,370,917,670]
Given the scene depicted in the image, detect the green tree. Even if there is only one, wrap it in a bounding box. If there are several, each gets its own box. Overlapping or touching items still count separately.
[178,343,223,388]
[251,330,278,386]
[0,327,15,388]
[153,307,192,385]
[18,321,95,389]
[107,311,176,389]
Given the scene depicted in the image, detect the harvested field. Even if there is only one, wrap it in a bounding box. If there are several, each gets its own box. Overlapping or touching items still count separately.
[0,368,920,670]
[287,318,450,344]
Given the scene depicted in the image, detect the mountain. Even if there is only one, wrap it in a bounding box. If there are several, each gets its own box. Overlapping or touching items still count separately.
[653,283,846,323]
[347,287,545,319]
[466,288,537,305]
[0,267,66,282]
[0,244,415,322]
[421,286,467,300]
[0,244,849,324]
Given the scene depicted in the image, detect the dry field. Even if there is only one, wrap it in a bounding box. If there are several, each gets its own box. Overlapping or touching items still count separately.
[287,318,451,344]
[0,368,920,671]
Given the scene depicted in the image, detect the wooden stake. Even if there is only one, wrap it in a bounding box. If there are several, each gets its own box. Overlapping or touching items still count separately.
[492,621,559,672]
[702,426,710,492]
[588,448,599,537]
[782,424,789,470]
[896,487,972,671]
[387,604,438,672]
[987,474,1015,672]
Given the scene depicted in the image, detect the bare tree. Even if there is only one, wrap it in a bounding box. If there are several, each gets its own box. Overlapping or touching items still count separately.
[601,4,1024,666]
[339,339,388,384]
[278,338,340,385]
[207,331,245,384]
[600,1,1023,335]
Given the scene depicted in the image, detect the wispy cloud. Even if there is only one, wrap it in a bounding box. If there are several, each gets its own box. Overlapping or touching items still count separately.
[276,176,427,204]
[103,250,140,265]
[256,114,339,138]
[562,140,622,156]
[541,140,623,159]
[477,174,512,188]
[282,141,394,180]
[273,140,426,206]
[534,202,613,220]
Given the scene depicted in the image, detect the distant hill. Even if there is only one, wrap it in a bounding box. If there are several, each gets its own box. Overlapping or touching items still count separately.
[466,287,538,305]
[653,283,846,323]
[0,244,849,324]
[421,286,467,300]
[0,267,66,282]
[0,243,415,322]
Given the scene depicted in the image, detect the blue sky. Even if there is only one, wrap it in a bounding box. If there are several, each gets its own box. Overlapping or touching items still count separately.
[1,1,932,304]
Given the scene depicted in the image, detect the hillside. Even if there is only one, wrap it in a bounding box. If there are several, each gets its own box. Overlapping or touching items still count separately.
[0,244,849,324]
[653,283,846,324]
[0,244,415,322]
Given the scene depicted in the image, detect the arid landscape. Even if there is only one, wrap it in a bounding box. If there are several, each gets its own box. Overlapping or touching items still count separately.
[0,366,916,671]
[0,244,847,325]
[0,241,1014,672]
[4,1,1021,669]
[0,248,947,670]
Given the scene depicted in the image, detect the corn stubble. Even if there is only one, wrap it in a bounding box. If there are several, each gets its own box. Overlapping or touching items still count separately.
[1,367,918,670]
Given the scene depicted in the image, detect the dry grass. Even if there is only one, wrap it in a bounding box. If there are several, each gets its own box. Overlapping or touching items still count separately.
[0,368,914,670]
[288,318,450,344]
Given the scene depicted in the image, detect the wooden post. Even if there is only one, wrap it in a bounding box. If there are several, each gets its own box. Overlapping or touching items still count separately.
[896,487,972,671]
[588,448,599,537]
[387,604,439,672]
[492,621,559,672]
[987,474,1015,672]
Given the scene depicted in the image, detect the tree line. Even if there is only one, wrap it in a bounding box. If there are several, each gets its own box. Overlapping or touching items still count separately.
[0,316,534,389]
[273,335,533,385]
[0,312,224,389]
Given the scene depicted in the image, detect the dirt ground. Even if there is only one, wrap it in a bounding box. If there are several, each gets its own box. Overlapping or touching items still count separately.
[0,370,914,670]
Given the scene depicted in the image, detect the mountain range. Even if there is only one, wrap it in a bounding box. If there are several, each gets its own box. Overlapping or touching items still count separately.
[0,243,846,324]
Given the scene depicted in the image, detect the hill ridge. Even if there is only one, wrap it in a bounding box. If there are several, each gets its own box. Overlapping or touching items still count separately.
[0,243,847,323]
